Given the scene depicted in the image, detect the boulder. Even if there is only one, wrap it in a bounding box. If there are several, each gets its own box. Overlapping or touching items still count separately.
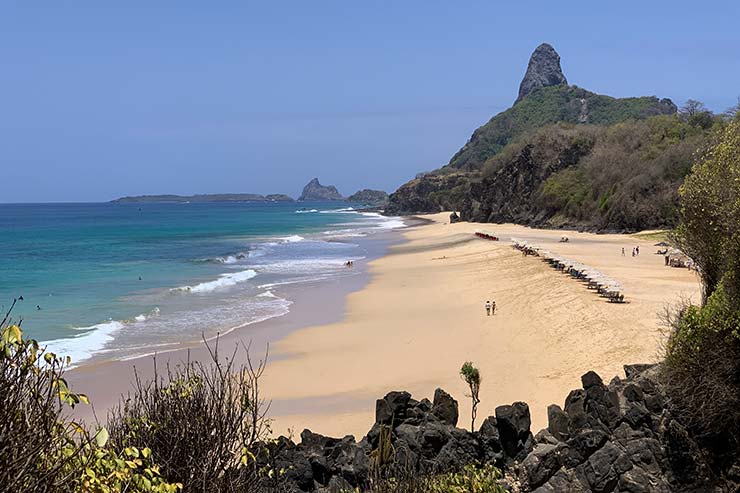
[375,391,412,426]
[547,404,569,441]
[431,388,459,426]
[522,443,565,488]
[496,401,534,461]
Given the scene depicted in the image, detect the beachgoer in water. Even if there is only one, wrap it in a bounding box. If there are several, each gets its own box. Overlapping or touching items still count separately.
[485,300,491,316]
[36,305,41,310]
[491,300,496,315]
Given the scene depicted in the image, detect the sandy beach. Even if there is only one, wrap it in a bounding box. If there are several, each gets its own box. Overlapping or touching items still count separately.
[69,213,700,441]
[262,213,700,438]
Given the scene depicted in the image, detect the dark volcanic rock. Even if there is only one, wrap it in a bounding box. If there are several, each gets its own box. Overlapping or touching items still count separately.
[299,178,344,201]
[431,388,459,427]
[516,43,568,103]
[259,365,737,492]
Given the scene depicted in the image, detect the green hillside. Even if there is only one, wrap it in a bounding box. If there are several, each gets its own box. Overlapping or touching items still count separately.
[444,85,677,172]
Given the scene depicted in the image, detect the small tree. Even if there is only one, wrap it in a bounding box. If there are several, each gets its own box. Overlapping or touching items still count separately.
[460,362,481,432]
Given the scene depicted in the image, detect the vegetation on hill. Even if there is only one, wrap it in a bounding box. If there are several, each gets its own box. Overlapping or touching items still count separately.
[390,109,723,231]
[443,85,677,173]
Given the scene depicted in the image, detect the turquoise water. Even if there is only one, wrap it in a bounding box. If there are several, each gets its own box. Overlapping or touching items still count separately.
[0,202,403,365]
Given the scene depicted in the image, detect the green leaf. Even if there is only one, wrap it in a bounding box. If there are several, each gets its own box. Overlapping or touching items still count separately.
[95,427,109,447]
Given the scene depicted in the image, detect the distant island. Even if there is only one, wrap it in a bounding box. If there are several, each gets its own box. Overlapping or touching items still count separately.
[298,178,344,201]
[110,193,295,203]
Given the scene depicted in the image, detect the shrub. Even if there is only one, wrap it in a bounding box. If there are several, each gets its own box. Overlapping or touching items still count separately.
[663,119,740,467]
[460,362,481,432]
[0,299,181,493]
[368,464,506,493]
[106,340,273,492]
[0,299,87,493]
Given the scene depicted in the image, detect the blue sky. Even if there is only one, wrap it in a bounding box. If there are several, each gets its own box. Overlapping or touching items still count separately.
[1,1,739,203]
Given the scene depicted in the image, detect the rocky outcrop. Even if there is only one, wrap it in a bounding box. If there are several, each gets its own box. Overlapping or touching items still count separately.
[299,179,344,201]
[347,189,389,206]
[256,365,739,492]
[385,173,471,215]
[516,43,568,103]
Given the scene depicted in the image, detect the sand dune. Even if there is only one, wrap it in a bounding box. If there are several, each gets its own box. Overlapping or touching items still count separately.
[263,213,700,438]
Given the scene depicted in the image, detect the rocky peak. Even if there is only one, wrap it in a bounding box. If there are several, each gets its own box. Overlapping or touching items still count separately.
[298,178,344,201]
[516,43,568,103]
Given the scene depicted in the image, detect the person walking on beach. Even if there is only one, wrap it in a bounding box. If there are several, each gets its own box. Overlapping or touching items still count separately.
[621,247,625,256]
[636,246,640,256]
[485,300,491,316]
[632,248,636,257]
[491,300,497,315]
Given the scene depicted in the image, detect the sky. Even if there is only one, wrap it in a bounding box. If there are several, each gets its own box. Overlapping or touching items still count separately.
[1,1,739,203]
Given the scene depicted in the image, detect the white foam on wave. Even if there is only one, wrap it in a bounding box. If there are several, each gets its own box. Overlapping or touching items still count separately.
[319,207,356,214]
[172,269,258,294]
[255,257,364,275]
[42,320,124,367]
[360,212,405,229]
[133,307,160,322]
[281,235,304,243]
[295,209,318,214]
[257,290,277,298]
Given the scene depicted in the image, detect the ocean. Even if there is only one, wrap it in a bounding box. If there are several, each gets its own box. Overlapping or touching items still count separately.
[0,201,404,366]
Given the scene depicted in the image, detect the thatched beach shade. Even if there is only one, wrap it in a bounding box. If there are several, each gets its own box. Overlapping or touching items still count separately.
[475,230,499,241]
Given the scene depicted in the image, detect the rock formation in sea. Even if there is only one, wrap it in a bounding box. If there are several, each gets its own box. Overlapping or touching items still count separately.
[299,178,345,201]
[255,365,738,492]
[347,189,389,206]
[516,43,568,103]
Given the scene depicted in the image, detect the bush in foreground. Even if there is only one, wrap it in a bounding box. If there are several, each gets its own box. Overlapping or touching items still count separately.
[664,118,740,467]
[0,300,181,493]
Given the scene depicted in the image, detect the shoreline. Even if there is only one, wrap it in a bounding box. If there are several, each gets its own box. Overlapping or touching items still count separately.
[68,214,700,441]
[66,226,409,425]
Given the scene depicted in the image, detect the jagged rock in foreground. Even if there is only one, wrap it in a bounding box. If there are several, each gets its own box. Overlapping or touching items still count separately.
[516,43,568,103]
[257,366,739,492]
[299,178,345,201]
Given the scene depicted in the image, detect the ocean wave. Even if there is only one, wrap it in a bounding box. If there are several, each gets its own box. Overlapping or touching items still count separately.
[42,320,124,367]
[195,252,249,264]
[280,235,304,243]
[295,209,318,213]
[172,269,258,294]
[257,290,277,298]
[322,228,367,238]
[319,207,356,214]
[254,257,363,275]
[133,307,160,322]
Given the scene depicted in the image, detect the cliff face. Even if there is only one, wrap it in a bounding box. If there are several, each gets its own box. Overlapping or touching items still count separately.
[299,178,344,201]
[386,174,471,215]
